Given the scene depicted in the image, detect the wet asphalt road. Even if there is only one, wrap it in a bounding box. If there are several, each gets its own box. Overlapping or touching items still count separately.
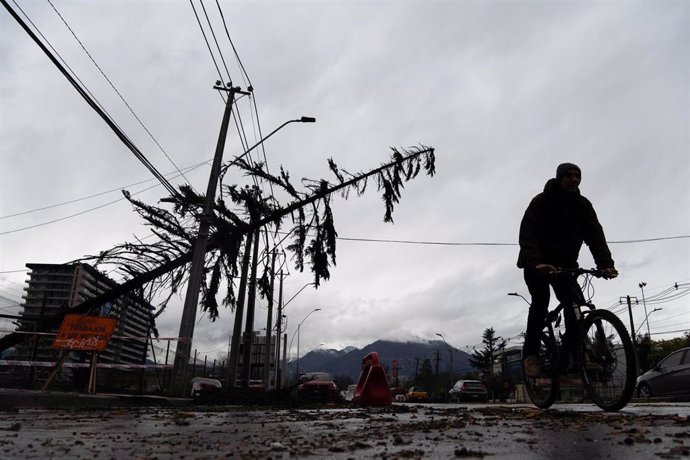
[0,402,689,459]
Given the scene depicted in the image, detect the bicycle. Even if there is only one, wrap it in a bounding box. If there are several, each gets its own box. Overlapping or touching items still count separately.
[523,268,636,411]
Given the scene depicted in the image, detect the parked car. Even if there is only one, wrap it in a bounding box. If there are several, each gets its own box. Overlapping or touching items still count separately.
[342,384,357,402]
[390,386,407,402]
[234,379,266,393]
[190,377,222,399]
[448,380,488,402]
[406,386,429,402]
[297,372,340,402]
[636,347,690,400]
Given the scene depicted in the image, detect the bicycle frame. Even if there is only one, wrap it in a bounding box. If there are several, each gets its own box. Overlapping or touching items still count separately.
[524,268,635,411]
[542,269,603,370]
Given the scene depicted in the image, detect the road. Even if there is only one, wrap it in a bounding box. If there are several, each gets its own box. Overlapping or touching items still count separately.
[0,402,688,459]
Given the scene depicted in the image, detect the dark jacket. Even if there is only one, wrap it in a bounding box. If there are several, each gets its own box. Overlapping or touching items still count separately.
[517,179,614,270]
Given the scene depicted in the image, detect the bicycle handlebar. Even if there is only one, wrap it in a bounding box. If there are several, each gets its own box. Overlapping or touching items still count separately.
[551,267,617,279]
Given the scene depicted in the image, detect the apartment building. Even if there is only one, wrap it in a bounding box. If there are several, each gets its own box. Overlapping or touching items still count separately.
[17,263,155,366]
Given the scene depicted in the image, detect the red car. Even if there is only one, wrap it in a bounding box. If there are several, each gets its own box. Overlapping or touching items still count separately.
[297,372,340,402]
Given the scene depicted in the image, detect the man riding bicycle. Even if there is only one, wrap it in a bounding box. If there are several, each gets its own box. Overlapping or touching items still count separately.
[517,163,618,377]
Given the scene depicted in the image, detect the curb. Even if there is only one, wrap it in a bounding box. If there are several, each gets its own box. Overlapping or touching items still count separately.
[0,389,192,410]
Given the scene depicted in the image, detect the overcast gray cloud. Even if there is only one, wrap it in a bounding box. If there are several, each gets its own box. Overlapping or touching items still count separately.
[1,1,688,361]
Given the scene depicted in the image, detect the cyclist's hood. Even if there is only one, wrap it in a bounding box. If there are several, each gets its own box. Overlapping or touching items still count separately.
[544,178,581,197]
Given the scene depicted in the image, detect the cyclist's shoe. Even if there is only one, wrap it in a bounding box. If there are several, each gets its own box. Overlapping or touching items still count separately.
[524,355,542,377]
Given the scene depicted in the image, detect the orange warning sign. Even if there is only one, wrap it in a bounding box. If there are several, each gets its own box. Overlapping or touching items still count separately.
[51,314,118,351]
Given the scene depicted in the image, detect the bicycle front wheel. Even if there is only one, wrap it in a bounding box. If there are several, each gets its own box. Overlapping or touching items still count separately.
[578,310,636,411]
[524,333,559,409]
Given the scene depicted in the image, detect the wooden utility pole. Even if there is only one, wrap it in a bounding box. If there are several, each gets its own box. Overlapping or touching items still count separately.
[169,85,249,396]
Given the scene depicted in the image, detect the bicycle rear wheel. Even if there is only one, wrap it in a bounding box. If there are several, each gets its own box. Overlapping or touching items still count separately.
[578,310,636,411]
[524,333,559,409]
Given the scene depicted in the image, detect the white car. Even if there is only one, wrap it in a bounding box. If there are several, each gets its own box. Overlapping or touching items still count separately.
[190,377,222,398]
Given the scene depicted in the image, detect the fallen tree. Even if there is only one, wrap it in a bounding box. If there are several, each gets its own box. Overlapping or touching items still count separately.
[0,146,435,352]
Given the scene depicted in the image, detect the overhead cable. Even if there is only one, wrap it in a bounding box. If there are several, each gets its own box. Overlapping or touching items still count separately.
[2,0,181,200]
[215,0,251,89]
[188,0,226,103]
[1,161,207,220]
[46,0,193,190]
[199,0,232,83]
[1,181,161,236]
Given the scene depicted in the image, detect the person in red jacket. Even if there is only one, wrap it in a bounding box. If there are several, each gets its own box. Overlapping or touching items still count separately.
[517,163,617,377]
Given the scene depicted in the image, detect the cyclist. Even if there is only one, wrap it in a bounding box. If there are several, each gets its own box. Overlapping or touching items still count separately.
[517,162,617,377]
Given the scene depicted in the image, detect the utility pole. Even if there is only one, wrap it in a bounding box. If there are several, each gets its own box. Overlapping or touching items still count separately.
[240,223,261,387]
[169,84,249,396]
[263,249,277,387]
[227,231,253,390]
[281,332,287,387]
[434,349,440,398]
[620,296,639,345]
[274,270,285,390]
[488,343,494,402]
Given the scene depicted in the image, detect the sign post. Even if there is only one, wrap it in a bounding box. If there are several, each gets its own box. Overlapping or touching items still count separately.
[52,314,118,352]
[43,315,118,392]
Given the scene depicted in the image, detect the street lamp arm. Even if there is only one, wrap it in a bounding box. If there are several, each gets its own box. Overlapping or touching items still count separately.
[220,116,316,175]
[507,292,530,305]
[287,307,322,359]
[284,282,316,309]
[298,308,322,329]
[293,307,322,380]
[636,308,663,336]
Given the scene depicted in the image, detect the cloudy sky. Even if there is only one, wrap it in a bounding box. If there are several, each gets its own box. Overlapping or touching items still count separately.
[1,0,688,363]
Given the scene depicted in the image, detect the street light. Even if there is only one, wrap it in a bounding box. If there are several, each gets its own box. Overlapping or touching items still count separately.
[636,307,662,338]
[639,282,650,338]
[284,282,316,309]
[507,292,530,305]
[275,281,315,389]
[436,333,454,398]
[295,308,322,380]
[220,116,316,175]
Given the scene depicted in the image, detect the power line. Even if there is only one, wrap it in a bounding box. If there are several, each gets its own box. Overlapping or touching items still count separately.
[9,0,123,130]
[211,0,292,272]
[0,283,24,296]
[0,182,163,236]
[339,236,516,246]
[188,0,226,90]
[648,311,689,325]
[2,0,181,200]
[0,162,207,220]
[215,0,251,89]
[331,234,690,247]
[651,328,690,336]
[45,0,193,190]
[199,0,232,84]
[608,235,690,244]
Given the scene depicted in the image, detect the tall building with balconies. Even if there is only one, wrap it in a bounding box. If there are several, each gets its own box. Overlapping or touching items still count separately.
[17,263,154,367]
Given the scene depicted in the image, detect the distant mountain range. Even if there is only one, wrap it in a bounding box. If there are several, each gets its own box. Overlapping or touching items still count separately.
[288,339,474,382]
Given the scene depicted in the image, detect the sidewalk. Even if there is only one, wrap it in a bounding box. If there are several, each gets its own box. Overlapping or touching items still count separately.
[0,388,191,410]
